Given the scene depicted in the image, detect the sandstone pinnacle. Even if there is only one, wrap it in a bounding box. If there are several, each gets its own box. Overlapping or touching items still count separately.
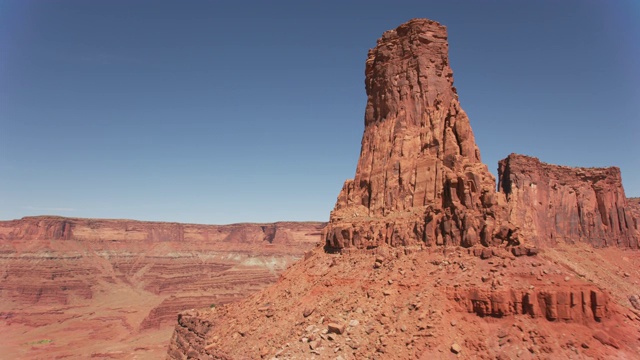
[324,18,513,250]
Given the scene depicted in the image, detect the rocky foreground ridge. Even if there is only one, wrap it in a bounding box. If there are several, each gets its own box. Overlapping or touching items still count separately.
[167,19,639,359]
[0,216,323,359]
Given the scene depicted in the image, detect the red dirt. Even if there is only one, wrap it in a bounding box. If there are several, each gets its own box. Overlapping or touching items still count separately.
[168,243,640,359]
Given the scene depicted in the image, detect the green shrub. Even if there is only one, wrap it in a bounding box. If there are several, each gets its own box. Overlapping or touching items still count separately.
[28,339,53,345]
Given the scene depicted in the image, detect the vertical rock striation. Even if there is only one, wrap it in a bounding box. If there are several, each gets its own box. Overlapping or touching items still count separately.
[498,154,639,248]
[628,197,640,231]
[324,19,513,251]
[322,19,638,252]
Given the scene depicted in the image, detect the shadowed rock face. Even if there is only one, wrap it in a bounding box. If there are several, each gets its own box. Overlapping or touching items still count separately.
[324,19,512,251]
[628,198,640,230]
[449,286,609,322]
[498,154,639,248]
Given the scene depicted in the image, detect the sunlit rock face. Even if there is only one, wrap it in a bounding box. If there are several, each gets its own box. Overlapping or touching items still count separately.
[324,19,513,251]
[323,19,639,252]
[498,154,639,248]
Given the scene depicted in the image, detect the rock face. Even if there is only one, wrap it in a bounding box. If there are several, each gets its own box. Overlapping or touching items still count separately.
[324,19,512,251]
[323,20,639,252]
[0,216,323,359]
[450,286,609,322]
[628,198,640,230]
[498,154,639,248]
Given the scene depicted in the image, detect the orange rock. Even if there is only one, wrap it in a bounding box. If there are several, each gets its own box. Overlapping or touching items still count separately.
[327,322,346,335]
[324,19,514,251]
[498,154,639,248]
[0,216,323,358]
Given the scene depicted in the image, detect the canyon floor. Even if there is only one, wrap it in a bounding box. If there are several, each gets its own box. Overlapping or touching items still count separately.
[0,217,323,359]
[169,243,640,359]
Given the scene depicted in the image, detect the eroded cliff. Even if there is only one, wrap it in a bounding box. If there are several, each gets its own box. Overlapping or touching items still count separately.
[627,197,640,231]
[324,19,513,251]
[322,20,638,253]
[498,154,638,248]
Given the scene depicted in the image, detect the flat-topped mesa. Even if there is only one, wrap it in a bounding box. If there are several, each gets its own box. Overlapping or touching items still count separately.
[324,19,514,251]
[498,154,639,248]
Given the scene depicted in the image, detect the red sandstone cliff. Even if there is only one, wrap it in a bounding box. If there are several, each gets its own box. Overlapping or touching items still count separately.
[324,19,512,251]
[498,154,639,248]
[628,197,640,231]
[322,20,639,253]
[0,216,317,248]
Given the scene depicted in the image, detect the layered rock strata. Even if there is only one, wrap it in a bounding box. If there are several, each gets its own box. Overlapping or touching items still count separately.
[627,197,640,231]
[324,19,513,251]
[498,154,639,248]
[0,217,323,309]
[0,216,323,359]
[0,216,317,247]
[449,286,609,322]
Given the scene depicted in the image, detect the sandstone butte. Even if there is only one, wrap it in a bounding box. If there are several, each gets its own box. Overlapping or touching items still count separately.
[166,19,640,359]
[0,216,324,359]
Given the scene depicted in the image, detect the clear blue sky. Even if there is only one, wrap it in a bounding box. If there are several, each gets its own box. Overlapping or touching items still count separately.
[1,1,638,224]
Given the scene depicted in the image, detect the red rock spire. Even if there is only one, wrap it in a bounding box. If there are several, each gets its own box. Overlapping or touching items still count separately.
[325,19,511,250]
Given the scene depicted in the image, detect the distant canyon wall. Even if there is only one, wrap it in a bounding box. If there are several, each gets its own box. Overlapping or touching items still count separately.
[0,216,320,249]
[0,216,324,359]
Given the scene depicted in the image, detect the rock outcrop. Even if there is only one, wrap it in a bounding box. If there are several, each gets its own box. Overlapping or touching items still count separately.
[321,20,639,253]
[498,154,639,248]
[166,18,640,360]
[0,216,323,359]
[449,286,609,322]
[324,19,513,251]
[628,197,640,231]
